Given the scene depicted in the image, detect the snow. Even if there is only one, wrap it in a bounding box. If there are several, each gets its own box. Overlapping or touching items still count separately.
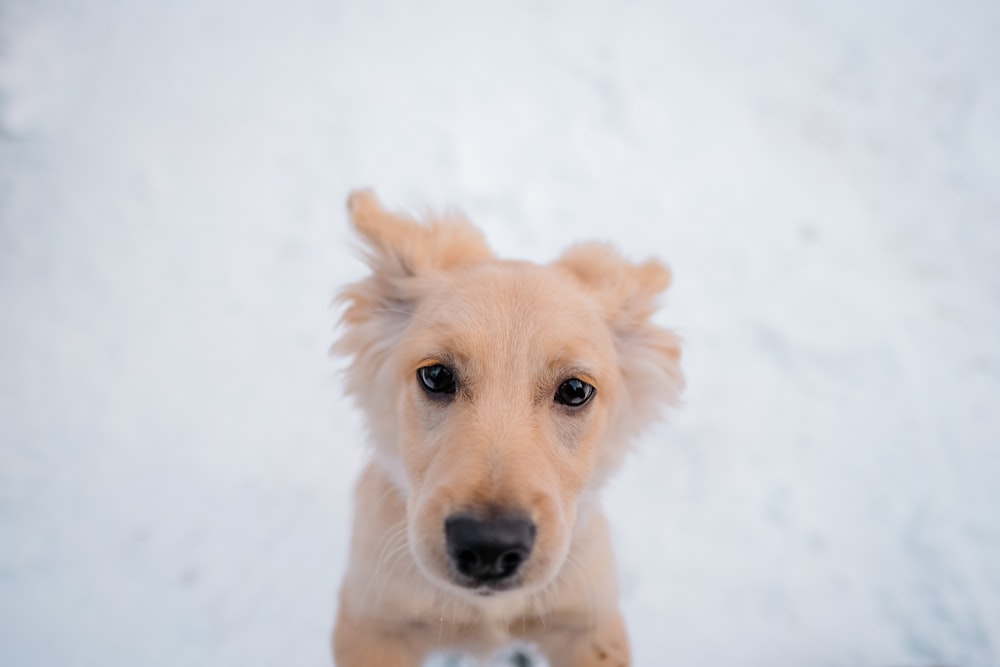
[1,1,998,665]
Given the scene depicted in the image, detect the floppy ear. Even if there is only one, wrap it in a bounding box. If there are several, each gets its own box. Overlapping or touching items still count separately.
[334,190,493,459]
[556,242,684,444]
[346,189,493,283]
[337,189,493,327]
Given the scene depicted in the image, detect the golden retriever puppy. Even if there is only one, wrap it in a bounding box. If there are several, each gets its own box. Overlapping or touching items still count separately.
[332,190,683,667]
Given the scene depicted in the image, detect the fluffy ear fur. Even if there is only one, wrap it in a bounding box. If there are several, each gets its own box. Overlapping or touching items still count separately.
[334,190,493,468]
[337,189,493,329]
[555,242,684,454]
[345,189,493,289]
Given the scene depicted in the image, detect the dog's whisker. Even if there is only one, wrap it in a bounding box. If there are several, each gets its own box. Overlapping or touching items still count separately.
[376,538,413,596]
[372,533,413,608]
[565,554,596,630]
[371,523,407,573]
[531,594,548,631]
[359,522,408,616]
[371,483,402,514]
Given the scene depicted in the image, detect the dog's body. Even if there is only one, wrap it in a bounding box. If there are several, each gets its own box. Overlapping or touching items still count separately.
[333,191,683,667]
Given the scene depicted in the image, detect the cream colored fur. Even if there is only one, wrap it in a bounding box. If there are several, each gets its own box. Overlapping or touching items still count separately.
[332,190,683,667]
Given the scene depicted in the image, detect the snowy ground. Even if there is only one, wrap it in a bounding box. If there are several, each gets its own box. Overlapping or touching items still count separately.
[2,1,999,666]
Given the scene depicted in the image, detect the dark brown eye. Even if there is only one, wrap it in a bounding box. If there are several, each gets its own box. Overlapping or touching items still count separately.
[418,364,456,395]
[555,378,594,407]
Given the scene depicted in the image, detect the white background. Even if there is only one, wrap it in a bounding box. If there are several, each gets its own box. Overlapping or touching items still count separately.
[1,1,998,665]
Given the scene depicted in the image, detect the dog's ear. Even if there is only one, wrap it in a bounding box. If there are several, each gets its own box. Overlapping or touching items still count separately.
[338,189,493,324]
[347,189,492,281]
[556,242,684,440]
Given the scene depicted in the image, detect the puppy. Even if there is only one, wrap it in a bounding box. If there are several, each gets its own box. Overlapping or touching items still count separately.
[332,190,683,667]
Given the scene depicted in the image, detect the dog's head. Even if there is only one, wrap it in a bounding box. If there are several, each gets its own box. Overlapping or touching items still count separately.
[336,190,683,598]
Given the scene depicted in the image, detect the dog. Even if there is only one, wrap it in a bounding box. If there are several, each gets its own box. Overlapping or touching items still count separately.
[332,190,683,666]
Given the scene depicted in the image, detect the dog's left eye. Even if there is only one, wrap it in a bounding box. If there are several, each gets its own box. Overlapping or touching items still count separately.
[418,364,457,395]
[554,378,595,407]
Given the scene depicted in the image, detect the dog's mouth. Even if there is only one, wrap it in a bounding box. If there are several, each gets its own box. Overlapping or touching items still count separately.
[450,573,526,596]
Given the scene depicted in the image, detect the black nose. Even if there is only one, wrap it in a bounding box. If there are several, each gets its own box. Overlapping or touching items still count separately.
[444,514,536,584]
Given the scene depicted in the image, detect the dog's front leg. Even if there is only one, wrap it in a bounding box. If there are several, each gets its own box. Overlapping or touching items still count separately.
[332,607,427,667]
[535,611,631,667]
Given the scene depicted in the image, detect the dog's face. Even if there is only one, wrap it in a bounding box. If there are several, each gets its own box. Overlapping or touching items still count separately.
[396,261,620,594]
[337,191,682,599]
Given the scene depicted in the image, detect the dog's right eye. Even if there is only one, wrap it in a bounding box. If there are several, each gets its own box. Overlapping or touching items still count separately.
[554,378,595,407]
[417,364,457,395]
